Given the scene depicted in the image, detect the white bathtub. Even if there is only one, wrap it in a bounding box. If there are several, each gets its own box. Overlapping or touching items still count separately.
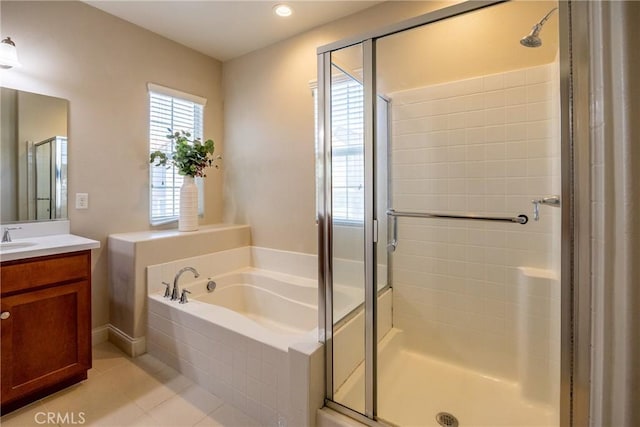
[177,268,360,338]
[149,268,325,352]
[147,264,326,426]
[145,247,362,426]
[190,269,318,335]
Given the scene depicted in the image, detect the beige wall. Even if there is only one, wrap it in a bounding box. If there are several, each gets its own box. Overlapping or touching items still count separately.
[0,1,224,329]
[376,0,558,93]
[222,1,452,254]
[1,89,18,221]
[17,91,67,146]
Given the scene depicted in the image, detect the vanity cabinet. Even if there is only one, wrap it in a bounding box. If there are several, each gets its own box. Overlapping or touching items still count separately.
[0,250,91,413]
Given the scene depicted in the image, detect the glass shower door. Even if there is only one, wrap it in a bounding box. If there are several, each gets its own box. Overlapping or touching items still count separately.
[325,43,368,415]
[321,40,392,420]
[33,136,67,220]
[375,2,562,426]
[320,2,564,426]
[34,139,52,220]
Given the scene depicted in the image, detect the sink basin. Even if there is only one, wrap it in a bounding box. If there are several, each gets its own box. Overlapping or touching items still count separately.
[0,241,37,250]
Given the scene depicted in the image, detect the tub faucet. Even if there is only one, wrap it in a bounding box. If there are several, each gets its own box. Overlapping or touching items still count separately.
[179,289,192,304]
[172,267,199,301]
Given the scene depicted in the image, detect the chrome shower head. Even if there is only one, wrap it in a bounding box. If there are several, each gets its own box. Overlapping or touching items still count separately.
[520,7,557,48]
[520,25,543,48]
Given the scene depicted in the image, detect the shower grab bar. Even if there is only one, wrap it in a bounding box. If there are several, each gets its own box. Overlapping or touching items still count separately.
[386,209,528,224]
[385,209,528,252]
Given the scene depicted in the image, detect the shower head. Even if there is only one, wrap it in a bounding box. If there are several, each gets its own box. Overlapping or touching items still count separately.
[520,7,557,48]
[520,25,543,48]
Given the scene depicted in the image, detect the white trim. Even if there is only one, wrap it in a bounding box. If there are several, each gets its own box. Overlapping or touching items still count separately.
[308,79,318,91]
[147,82,207,106]
[107,324,147,357]
[308,65,364,91]
[92,325,109,346]
[91,324,147,355]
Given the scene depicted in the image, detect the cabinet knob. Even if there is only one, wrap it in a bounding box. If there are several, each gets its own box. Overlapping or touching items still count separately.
[0,312,10,320]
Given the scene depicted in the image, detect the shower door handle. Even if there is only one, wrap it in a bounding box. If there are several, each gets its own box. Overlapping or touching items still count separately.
[373,219,379,244]
[387,215,398,252]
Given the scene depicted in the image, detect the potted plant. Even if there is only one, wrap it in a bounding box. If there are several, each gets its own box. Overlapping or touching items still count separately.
[150,129,221,231]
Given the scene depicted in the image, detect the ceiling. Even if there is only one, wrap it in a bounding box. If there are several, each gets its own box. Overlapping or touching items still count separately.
[86,1,382,62]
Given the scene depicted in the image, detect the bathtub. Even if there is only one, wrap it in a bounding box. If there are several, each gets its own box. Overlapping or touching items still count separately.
[160,268,360,343]
[146,246,366,426]
[147,253,329,427]
[149,268,323,352]
[188,269,319,337]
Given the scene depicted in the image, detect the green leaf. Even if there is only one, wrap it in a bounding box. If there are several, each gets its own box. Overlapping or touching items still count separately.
[155,128,221,177]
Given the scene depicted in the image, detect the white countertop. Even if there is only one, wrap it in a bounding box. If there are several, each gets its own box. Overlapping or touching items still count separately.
[0,234,101,262]
[108,223,248,242]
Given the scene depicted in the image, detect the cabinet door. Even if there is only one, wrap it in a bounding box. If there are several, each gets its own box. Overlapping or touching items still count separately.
[1,281,90,404]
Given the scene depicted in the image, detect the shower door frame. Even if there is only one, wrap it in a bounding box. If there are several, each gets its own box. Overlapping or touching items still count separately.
[317,1,588,425]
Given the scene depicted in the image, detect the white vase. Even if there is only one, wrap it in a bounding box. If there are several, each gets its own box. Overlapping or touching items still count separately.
[179,176,198,232]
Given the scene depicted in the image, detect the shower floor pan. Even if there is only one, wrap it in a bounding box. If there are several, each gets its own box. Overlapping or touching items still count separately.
[334,329,556,427]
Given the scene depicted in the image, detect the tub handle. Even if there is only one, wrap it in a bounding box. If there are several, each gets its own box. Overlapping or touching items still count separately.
[206,280,217,292]
[162,282,171,298]
[179,289,191,304]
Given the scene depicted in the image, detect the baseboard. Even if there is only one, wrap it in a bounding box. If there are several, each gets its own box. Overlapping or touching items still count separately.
[91,324,146,356]
[92,325,109,346]
[107,325,147,357]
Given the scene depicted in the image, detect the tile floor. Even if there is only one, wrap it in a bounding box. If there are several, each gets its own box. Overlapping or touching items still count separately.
[1,342,262,427]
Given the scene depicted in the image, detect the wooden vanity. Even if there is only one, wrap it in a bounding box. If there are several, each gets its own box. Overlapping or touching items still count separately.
[0,250,92,414]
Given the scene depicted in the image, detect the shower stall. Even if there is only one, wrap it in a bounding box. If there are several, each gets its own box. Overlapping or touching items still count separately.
[317,1,571,426]
[33,136,68,220]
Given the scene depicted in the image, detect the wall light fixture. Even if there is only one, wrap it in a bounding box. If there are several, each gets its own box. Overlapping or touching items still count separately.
[0,37,22,69]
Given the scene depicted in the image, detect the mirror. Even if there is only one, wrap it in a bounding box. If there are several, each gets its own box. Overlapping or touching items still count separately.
[1,88,68,223]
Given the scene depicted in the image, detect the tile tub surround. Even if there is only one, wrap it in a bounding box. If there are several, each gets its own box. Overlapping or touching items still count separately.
[147,245,394,422]
[389,61,561,399]
[107,224,251,355]
[147,246,326,426]
[148,293,324,427]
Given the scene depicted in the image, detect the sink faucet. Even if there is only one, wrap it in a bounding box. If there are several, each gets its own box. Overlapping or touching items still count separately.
[171,267,199,301]
[2,227,21,243]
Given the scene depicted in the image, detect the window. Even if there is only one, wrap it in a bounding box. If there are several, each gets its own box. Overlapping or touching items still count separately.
[148,83,206,225]
[314,67,365,225]
[330,73,364,224]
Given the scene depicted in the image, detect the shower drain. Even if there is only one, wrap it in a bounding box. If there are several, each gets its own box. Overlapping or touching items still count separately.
[435,412,459,427]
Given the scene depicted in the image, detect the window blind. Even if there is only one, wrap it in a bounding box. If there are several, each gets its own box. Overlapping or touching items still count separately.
[330,73,365,224]
[149,88,205,225]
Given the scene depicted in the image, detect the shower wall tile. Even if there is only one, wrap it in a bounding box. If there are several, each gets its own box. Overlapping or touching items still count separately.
[504,69,527,87]
[388,62,561,395]
[483,74,504,91]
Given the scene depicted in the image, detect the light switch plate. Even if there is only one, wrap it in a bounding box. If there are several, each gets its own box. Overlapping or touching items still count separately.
[76,193,89,209]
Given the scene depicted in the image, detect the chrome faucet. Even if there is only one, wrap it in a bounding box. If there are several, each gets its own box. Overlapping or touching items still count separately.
[2,227,21,243]
[179,289,192,304]
[171,267,199,301]
[162,282,171,298]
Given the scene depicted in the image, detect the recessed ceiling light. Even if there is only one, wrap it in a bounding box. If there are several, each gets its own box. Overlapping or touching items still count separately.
[273,4,293,18]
